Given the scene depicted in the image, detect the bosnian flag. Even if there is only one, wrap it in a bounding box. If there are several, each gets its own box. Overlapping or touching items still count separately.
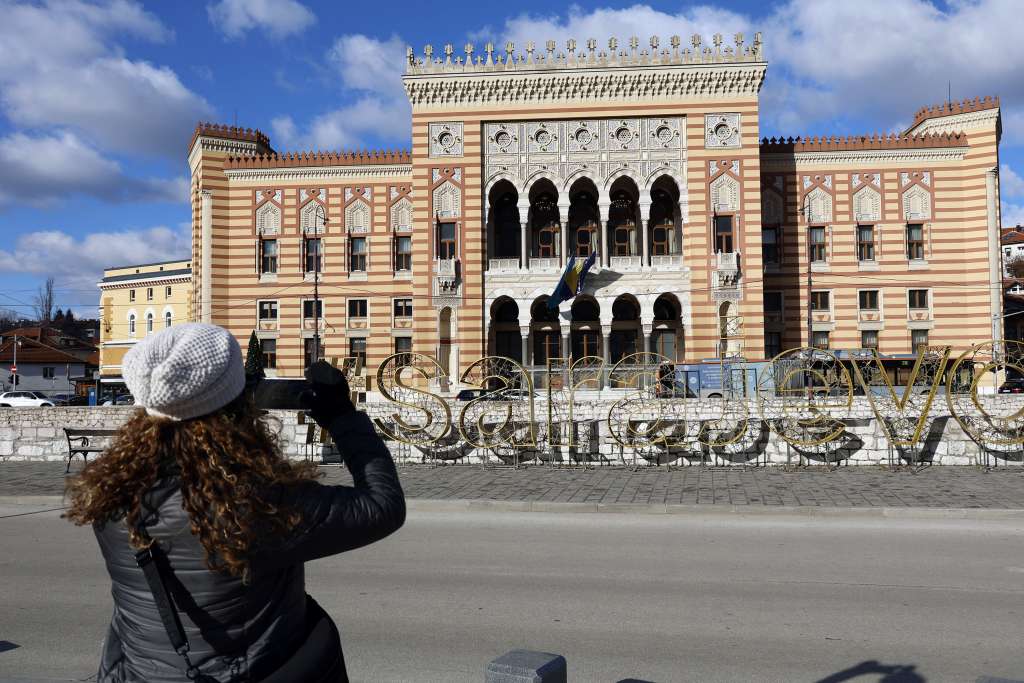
[547,252,597,310]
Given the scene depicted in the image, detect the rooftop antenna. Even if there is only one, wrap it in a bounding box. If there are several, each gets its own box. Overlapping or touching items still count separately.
[233,108,237,127]
[947,81,951,104]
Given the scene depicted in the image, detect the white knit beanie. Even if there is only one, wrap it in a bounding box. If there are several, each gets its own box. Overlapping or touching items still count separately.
[122,323,246,421]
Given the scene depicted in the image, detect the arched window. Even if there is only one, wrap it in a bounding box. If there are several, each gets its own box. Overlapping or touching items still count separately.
[164,311,172,328]
[128,314,136,337]
[146,313,154,334]
[650,190,677,256]
[531,193,560,259]
[568,192,599,257]
[493,299,519,323]
[609,190,637,257]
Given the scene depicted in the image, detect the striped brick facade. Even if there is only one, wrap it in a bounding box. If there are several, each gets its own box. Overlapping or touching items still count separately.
[185,35,1003,389]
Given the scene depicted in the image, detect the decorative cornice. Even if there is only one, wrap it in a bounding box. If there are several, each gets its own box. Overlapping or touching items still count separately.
[906,109,1001,137]
[223,165,413,182]
[759,132,967,153]
[405,63,767,108]
[97,274,192,290]
[760,147,967,170]
[904,96,999,134]
[225,149,412,170]
[407,34,763,74]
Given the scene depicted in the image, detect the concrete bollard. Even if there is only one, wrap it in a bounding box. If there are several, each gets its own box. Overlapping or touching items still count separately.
[486,649,567,683]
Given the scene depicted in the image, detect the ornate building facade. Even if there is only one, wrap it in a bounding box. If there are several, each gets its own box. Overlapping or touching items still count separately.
[186,33,1004,387]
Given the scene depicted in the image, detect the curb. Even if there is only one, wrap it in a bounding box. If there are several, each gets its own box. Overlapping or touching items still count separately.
[4,495,1024,521]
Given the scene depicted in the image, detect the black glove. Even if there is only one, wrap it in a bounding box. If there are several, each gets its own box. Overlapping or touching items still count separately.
[299,360,355,426]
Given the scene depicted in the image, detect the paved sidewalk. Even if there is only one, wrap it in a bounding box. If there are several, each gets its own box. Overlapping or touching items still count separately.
[2,461,1023,509]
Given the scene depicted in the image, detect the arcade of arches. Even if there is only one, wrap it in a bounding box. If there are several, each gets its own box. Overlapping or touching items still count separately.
[486,174,682,269]
[487,293,684,366]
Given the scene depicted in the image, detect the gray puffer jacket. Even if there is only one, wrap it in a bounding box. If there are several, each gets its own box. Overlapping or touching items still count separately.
[93,411,405,682]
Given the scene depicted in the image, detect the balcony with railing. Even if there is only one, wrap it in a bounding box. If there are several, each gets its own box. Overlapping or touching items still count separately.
[609,255,642,271]
[488,258,520,274]
[528,257,561,272]
[649,254,683,271]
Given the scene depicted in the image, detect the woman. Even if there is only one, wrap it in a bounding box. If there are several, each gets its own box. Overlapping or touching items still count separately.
[66,323,405,682]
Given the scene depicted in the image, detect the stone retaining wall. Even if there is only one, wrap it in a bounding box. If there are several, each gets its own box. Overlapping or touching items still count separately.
[2,401,1022,467]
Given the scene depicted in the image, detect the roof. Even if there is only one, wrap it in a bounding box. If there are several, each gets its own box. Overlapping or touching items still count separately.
[905,96,999,134]
[190,122,272,153]
[0,337,93,365]
[759,132,968,153]
[1003,230,1024,246]
[0,326,95,348]
[224,149,412,170]
[104,258,191,272]
[100,267,192,284]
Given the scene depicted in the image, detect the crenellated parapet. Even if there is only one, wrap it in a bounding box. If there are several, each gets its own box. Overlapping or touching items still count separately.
[907,96,999,131]
[403,34,767,108]
[189,122,272,153]
[405,33,763,74]
[224,149,412,170]
[759,132,968,153]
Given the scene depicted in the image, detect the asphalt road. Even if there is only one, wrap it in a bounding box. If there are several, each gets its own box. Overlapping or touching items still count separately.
[1,502,1023,683]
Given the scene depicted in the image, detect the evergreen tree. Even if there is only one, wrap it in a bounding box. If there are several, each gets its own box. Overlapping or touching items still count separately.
[244,331,265,381]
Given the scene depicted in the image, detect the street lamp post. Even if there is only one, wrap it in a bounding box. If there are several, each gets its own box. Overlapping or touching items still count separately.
[305,205,328,364]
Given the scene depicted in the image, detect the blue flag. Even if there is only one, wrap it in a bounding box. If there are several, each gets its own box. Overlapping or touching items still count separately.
[547,252,597,309]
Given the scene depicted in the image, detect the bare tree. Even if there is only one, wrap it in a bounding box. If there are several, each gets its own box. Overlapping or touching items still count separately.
[1008,256,1024,281]
[34,276,56,323]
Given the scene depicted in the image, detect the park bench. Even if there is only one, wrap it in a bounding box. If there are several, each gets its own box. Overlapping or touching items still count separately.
[63,428,118,473]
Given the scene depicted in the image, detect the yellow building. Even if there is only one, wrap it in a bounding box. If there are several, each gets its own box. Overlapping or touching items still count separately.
[97,259,193,384]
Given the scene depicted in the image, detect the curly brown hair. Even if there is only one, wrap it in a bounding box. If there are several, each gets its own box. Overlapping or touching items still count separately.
[65,395,318,578]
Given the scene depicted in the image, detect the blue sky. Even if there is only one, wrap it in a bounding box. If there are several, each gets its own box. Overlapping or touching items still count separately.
[1,0,1023,317]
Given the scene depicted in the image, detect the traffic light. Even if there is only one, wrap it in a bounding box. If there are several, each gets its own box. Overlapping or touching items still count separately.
[7,374,18,386]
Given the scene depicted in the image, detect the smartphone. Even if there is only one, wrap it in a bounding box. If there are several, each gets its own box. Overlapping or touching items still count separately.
[252,378,310,410]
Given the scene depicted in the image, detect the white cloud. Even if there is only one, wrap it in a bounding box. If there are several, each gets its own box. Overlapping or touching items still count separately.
[1005,201,1024,228]
[0,225,190,293]
[0,132,186,207]
[272,34,410,150]
[207,0,315,40]
[1002,164,1024,199]
[478,5,751,52]
[327,34,408,96]
[0,0,212,158]
[476,1,1024,138]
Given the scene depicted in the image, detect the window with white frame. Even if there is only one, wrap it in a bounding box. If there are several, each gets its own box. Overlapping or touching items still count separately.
[129,314,136,336]
[258,300,278,321]
[164,311,172,328]
[302,299,323,319]
[146,313,154,334]
[261,338,277,369]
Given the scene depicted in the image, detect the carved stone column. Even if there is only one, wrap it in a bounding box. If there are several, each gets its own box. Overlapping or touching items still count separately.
[638,201,651,267]
[987,167,1002,345]
[601,323,612,366]
[598,199,610,267]
[558,198,570,266]
[518,199,530,269]
[520,326,530,366]
[642,322,653,356]
[200,190,213,323]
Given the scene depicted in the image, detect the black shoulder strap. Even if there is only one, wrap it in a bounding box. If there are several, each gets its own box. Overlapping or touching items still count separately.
[134,538,207,681]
